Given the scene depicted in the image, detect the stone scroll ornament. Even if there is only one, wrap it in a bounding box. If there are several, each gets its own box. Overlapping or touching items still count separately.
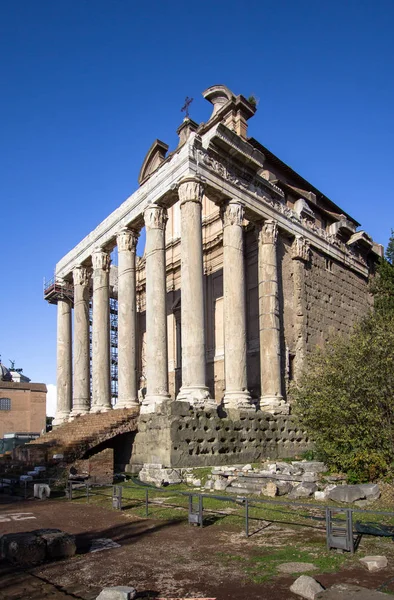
[143,204,168,230]
[116,228,139,252]
[91,248,111,272]
[178,178,204,205]
[222,200,244,227]
[292,235,311,262]
[73,265,90,287]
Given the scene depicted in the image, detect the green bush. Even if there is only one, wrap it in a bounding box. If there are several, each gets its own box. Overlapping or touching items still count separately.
[293,312,394,483]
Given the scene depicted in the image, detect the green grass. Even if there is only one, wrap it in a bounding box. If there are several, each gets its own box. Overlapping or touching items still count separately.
[217,545,350,583]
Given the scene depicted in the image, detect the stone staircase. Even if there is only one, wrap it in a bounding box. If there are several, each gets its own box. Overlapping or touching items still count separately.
[15,408,139,464]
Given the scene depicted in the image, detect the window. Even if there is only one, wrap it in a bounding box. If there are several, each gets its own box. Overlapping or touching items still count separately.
[0,398,11,411]
[325,258,333,272]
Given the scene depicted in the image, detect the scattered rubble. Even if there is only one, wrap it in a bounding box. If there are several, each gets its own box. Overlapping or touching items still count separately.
[315,583,389,599]
[197,462,381,503]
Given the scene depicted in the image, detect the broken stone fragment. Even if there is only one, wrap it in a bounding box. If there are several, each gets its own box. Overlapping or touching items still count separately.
[290,575,325,599]
[328,484,378,504]
[315,583,388,599]
[291,461,327,473]
[359,555,388,571]
[288,482,317,499]
[261,481,277,497]
[96,586,137,600]
[276,480,293,495]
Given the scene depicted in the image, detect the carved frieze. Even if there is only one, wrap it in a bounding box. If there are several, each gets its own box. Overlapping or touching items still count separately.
[178,177,204,205]
[222,200,244,227]
[91,248,110,272]
[73,265,90,286]
[116,227,139,252]
[292,235,311,262]
[144,204,168,231]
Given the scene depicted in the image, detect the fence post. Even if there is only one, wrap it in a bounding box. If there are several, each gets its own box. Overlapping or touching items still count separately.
[86,483,89,503]
[199,494,203,528]
[245,498,249,538]
[145,488,149,517]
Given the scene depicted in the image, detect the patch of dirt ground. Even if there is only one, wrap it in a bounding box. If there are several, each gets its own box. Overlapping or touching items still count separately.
[1,495,394,599]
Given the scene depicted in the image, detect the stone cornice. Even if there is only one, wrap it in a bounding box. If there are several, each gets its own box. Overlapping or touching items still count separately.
[189,143,370,278]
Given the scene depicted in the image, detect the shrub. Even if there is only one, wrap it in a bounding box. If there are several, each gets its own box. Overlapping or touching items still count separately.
[293,312,394,482]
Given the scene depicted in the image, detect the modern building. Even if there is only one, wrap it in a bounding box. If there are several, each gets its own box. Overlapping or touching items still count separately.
[0,362,47,439]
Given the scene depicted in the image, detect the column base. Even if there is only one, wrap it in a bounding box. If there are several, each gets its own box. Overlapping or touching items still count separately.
[177,386,216,409]
[90,404,112,414]
[52,411,70,426]
[140,394,170,414]
[223,390,255,411]
[69,405,90,419]
[115,399,140,410]
[260,396,290,415]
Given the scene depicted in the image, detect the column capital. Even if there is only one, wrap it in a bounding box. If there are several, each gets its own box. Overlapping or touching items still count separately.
[116,227,139,252]
[144,204,168,231]
[73,265,91,287]
[292,234,311,262]
[91,248,110,272]
[258,219,278,245]
[178,177,204,205]
[221,200,244,227]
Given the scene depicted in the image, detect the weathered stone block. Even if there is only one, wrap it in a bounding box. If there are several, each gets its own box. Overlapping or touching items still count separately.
[288,483,317,498]
[41,532,76,560]
[359,555,388,571]
[1,532,46,566]
[96,586,137,600]
[328,485,365,503]
[290,575,325,599]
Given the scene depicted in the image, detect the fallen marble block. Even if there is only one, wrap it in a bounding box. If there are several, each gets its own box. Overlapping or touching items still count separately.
[359,555,388,571]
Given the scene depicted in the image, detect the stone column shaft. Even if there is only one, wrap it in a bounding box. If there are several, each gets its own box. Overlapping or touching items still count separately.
[116,228,139,409]
[222,201,253,410]
[176,178,213,407]
[258,220,288,414]
[54,296,72,425]
[91,248,111,412]
[71,266,91,416]
[292,235,310,382]
[141,204,170,413]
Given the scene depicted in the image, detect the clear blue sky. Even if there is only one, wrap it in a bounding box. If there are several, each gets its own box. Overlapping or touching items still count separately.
[1,0,393,403]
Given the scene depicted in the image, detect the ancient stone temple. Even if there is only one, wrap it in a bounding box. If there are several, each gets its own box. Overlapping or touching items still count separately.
[44,84,381,469]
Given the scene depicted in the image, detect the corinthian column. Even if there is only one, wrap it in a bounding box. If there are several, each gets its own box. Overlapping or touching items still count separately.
[53,294,72,425]
[116,227,139,409]
[141,204,170,413]
[258,220,288,414]
[176,177,213,408]
[222,200,253,410]
[71,266,91,417]
[91,248,112,413]
[291,235,310,382]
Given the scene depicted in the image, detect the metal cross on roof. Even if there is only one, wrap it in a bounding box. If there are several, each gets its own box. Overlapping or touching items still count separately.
[181,96,193,118]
